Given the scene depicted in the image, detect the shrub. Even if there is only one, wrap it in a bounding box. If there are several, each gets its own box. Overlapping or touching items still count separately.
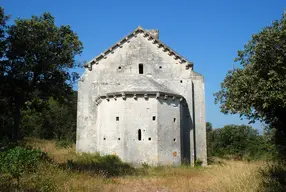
[0,147,48,181]
[56,139,73,148]
[194,159,203,167]
[0,174,17,191]
[207,124,269,160]
[259,161,286,192]
[65,153,134,177]
[0,136,12,151]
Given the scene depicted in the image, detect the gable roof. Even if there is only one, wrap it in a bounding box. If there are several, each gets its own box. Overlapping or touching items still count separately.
[84,26,194,71]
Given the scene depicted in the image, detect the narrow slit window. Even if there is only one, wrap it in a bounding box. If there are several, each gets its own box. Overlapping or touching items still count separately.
[138,129,142,141]
[116,117,119,121]
[173,118,176,122]
[139,63,143,74]
[152,116,156,121]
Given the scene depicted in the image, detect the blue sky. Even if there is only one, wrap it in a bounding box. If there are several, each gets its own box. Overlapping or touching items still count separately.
[2,0,285,130]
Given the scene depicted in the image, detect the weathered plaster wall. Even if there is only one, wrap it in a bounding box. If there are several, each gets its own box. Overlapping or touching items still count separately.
[192,74,207,165]
[157,99,181,166]
[76,71,98,153]
[96,96,158,165]
[76,30,207,166]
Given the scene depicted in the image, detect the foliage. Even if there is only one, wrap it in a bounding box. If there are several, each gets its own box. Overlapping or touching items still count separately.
[21,93,77,142]
[56,139,74,148]
[0,6,83,142]
[0,138,265,192]
[194,159,203,167]
[260,162,286,192]
[0,147,48,180]
[206,122,213,132]
[214,12,286,159]
[207,124,269,160]
[65,153,135,177]
[206,122,214,157]
[0,7,13,146]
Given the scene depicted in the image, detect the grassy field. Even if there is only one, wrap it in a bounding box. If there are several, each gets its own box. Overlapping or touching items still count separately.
[14,138,265,192]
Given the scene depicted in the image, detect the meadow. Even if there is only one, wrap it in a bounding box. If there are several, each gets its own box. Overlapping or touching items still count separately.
[0,138,266,192]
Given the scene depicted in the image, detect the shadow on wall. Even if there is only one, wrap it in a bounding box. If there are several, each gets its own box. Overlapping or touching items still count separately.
[181,100,192,164]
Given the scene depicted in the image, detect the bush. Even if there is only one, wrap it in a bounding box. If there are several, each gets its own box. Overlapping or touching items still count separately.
[194,159,203,167]
[260,161,286,192]
[0,174,17,191]
[65,153,134,177]
[207,124,269,160]
[56,139,73,148]
[0,136,13,151]
[0,147,48,180]
[21,95,77,142]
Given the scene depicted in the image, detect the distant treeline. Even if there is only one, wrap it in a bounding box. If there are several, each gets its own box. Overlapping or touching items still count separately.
[206,123,275,161]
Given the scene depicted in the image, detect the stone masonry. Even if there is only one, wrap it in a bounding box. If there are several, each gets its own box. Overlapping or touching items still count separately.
[76,26,207,166]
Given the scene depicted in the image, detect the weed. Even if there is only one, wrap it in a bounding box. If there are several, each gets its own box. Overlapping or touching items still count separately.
[64,153,135,177]
[194,158,203,167]
[56,139,73,148]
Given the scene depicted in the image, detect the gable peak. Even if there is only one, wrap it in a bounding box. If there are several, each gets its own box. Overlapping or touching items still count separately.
[84,26,193,71]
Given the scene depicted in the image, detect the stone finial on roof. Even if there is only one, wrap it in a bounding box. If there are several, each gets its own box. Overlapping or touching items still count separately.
[146,29,159,39]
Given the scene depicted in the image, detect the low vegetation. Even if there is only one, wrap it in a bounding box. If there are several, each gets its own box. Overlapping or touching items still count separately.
[206,123,273,160]
[0,138,269,192]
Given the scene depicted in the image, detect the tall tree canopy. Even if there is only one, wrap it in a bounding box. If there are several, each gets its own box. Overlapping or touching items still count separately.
[0,7,83,141]
[214,13,286,159]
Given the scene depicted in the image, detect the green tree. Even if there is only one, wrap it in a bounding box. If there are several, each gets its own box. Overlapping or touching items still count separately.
[206,122,213,156]
[214,12,286,159]
[206,122,213,132]
[21,92,77,141]
[0,7,13,143]
[208,125,266,159]
[0,7,83,141]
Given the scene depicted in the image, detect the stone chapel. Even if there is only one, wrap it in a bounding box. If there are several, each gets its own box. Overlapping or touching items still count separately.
[76,26,207,166]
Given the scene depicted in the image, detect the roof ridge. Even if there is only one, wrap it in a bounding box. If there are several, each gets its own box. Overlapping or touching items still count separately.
[84,26,194,71]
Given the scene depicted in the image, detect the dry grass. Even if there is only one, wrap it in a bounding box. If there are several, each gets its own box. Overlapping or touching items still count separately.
[104,160,263,192]
[23,137,78,163]
[19,138,265,192]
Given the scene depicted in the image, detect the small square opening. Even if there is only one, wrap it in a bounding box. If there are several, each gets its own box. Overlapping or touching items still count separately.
[116,117,119,121]
[152,116,156,121]
[180,80,183,83]
[148,137,151,141]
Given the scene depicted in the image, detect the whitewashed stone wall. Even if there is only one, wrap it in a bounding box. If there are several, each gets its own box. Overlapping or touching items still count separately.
[76,28,207,166]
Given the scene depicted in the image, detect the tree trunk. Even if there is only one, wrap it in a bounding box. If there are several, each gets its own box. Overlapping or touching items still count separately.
[12,100,21,142]
[274,110,286,161]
